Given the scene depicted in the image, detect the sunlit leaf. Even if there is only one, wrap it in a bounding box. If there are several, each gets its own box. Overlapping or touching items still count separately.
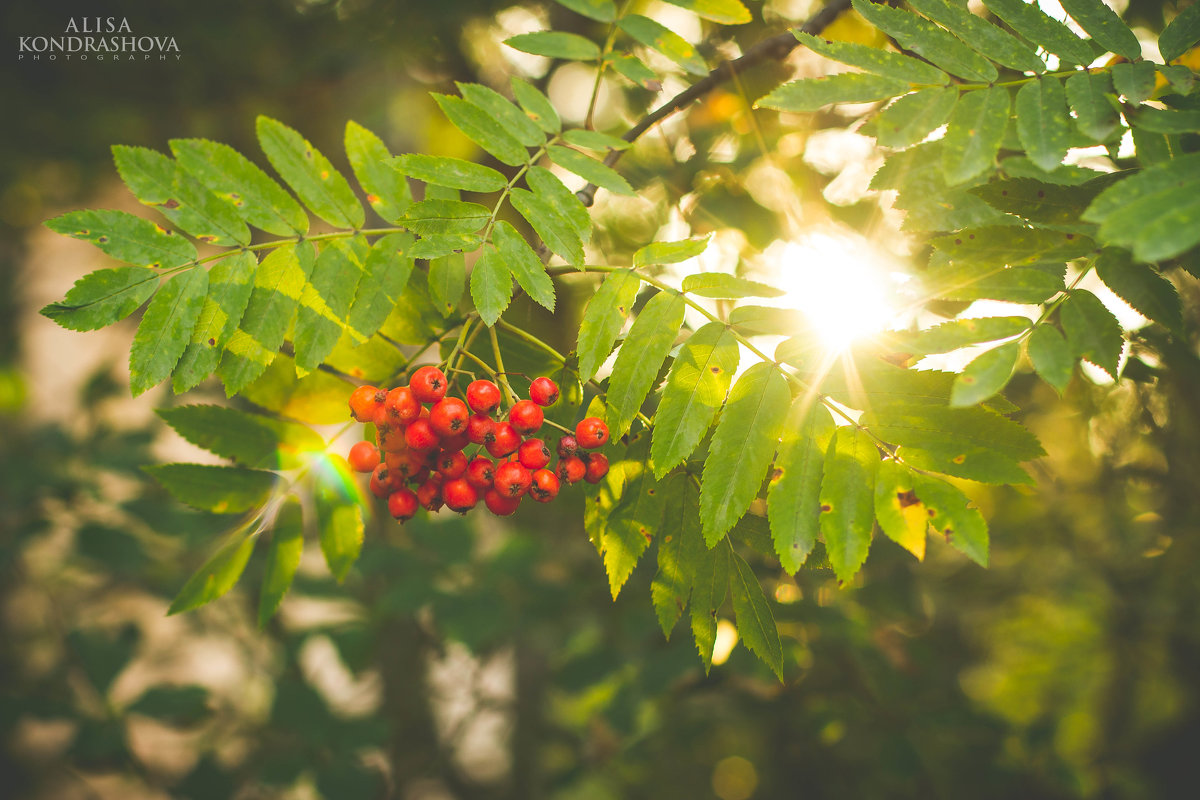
[46,209,197,268]
[505,31,601,61]
[145,463,276,514]
[1027,324,1073,394]
[428,252,466,317]
[908,316,1030,355]
[576,268,642,381]
[850,0,997,83]
[511,77,562,133]
[874,88,959,149]
[167,526,256,615]
[457,82,545,148]
[345,121,413,224]
[942,86,1010,186]
[156,404,325,470]
[130,267,208,396]
[983,0,1095,66]
[174,251,257,392]
[294,238,367,373]
[316,457,363,582]
[346,233,416,341]
[432,93,528,167]
[1059,288,1124,377]
[950,341,1021,407]
[795,32,949,85]
[768,399,832,574]
[546,145,635,196]
[687,518,728,673]
[651,474,699,637]
[1058,0,1141,60]
[873,459,927,561]
[909,0,1046,73]
[255,117,364,229]
[40,266,158,332]
[756,73,911,112]
[1095,249,1183,334]
[390,154,506,193]
[728,547,783,679]
[509,188,584,266]
[618,14,708,76]
[606,291,686,438]
[1015,76,1072,173]
[493,221,555,312]
[470,244,512,327]
[912,473,988,566]
[681,272,784,299]
[1066,71,1120,142]
[603,437,666,598]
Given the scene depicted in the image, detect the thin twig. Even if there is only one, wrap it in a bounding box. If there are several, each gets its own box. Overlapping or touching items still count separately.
[576,0,853,206]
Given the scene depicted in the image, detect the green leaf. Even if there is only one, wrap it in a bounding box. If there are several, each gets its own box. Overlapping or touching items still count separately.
[1015,76,1072,173]
[129,268,208,396]
[1129,106,1200,134]
[794,32,949,85]
[456,82,545,148]
[726,306,804,336]
[681,272,786,299]
[932,225,1093,266]
[850,0,997,83]
[255,117,364,229]
[294,238,367,372]
[912,473,988,566]
[651,323,738,478]
[769,400,833,574]
[1157,63,1196,95]
[345,121,413,224]
[687,517,728,672]
[112,145,251,246]
[699,363,791,545]
[428,252,466,317]
[526,166,592,243]
[618,14,708,76]
[1095,249,1183,333]
[908,0,1046,73]
[651,474,699,636]
[505,31,601,60]
[607,52,662,89]
[983,0,1095,66]
[173,252,258,392]
[493,221,555,312]
[511,77,562,133]
[1160,2,1200,62]
[909,316,1031,355]
[510,187,584,265]
[390,154,506,193]
[410,234,483,260]
[576,268,641,380]
[316,466,363,582]
[874,88,959,149]
[258,497,304,627]
[241,352,352,425]
[942,86,1011,186]
[633,239,708,269]
[401,199,490,235]
[432,94,529,167]
[562,129,631,152]
[603,437,667,598]
[167,526,256,615]
[40,266,158,332]
[606,291,686,438]
[1082,156,1200,259]
[346,233,416,341]
[755,73,911,112]
[1065,71,1120,142]
[1027,323,1074,393]
[470,244,513,326]
[145,464,276,514]
[1111,61,1157,105]
[1059,288,1124,377]
[864,403,1044,461]
[583,400,629,551]
[818,359,954,408]
[923,263,1065,304]
[554,0,617,22]
[951,341,1021,407]
[46,209,197,268]
[820,427,878,584]
[873,459,928,561]
[127,686,211,726]
[378,269,445,346]
[156,405,325,470]
[1058,0,1141,60]
[546,145,635,196]
[217,243,316,396]
[663,0,751,24]
[170,138,309,236]
[970,174,1115,231]
[727,547,783,679]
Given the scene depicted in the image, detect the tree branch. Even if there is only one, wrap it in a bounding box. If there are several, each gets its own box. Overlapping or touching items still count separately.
[576,0,853,207]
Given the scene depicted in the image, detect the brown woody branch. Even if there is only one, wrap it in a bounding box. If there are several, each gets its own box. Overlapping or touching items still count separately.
[576,0,854,207]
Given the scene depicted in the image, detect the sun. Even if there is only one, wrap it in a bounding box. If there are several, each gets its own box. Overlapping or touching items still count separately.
[763,232,903,353]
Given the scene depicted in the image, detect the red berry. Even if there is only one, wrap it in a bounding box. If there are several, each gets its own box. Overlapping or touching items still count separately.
[410,466,431,486]
[348,441,379,473]
[493,461,532,498]
[557,456,586,484]
[575,417,609,449]
[384,386,421,424]
[410,366,448,404]
[466,457,496,489]
[376,420,408,453]
[370,463,402,498]
[517,438,552,471]
[484,488,521,516]
[529,469,560,503]
[405,418,440,451]
[486,422,522,458]
[556,435,579,459]
[435,450,468,480]
[529,377,559,407]
[349,385,386,422]
[442,478,479,512]
[417,479,443,512]
[508,400,544,435]
[388,488,419,521]
[466,379,502,415]
[584,452,609,484]
[466,414,496,446]
[429,397,470,437]
[440,432,470,452]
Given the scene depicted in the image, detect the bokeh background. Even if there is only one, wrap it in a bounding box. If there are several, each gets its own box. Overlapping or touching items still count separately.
[3,1,1199,798]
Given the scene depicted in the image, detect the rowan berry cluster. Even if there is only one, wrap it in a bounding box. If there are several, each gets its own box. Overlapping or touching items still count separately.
[345,366,610,522]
